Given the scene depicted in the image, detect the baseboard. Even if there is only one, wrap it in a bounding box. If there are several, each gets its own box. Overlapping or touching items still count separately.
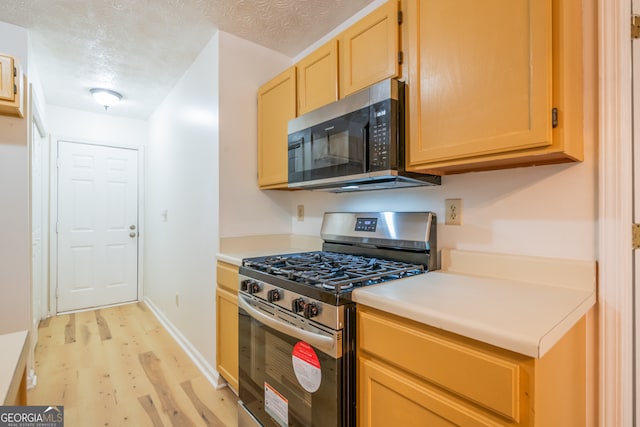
[27,369,37,390]
[142,297,227,390]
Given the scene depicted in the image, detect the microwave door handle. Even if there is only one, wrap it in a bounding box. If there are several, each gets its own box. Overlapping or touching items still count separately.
[238,295,337,357]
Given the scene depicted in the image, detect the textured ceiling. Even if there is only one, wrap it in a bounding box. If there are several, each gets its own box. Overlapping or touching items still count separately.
[0,0,373,119]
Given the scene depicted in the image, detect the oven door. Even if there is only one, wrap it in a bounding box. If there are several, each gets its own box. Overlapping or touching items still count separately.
[288,106,369,187]
[238,294,354,427]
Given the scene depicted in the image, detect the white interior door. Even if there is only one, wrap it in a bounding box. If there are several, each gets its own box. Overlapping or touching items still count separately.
[57,141,138,312]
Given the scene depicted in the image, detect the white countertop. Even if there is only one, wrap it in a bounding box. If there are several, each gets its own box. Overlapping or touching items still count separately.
[217,234,322,266]
[216,237,596,359]
[0,329,29,404]
[352,249,596,359]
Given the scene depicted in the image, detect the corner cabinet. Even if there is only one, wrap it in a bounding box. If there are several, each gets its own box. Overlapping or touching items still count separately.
[358,306,589,426]
[297,39,339,115]
[0,54,24,118]
[216,261,239,391]
[403,0,585,174]
[339,0,400,98]
[257,67,296,189]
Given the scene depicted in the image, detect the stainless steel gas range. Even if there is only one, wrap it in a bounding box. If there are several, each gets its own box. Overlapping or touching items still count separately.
[237,211,437,427]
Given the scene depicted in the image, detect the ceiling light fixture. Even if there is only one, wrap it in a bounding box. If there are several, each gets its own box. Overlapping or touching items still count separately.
[90,88,122,110]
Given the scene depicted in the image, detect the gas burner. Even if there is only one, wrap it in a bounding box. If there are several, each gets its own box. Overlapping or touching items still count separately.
[322,282,354,291]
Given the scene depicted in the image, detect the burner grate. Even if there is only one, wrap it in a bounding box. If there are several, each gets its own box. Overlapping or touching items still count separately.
[243,251,425,292]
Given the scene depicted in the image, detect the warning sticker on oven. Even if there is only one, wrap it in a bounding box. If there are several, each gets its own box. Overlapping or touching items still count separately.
[292,341,322,393]
[264,382,288,427]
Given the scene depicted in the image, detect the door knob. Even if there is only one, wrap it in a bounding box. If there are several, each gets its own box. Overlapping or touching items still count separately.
[129,232,136,238]
[130,225,136,230]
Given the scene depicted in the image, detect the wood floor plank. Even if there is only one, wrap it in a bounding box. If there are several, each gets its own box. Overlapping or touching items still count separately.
[139,351,196,427]
[39,317,51,328]
[189,377,237,426]
[181,380,226,427]
[28,302,237,427]
[64,313,76,344]
[139,394,165,427]
[95,309,113,341]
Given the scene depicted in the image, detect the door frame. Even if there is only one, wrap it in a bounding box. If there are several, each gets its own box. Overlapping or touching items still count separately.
[599,0,634,425]
[31,92,48,321]
[49,138,145,314]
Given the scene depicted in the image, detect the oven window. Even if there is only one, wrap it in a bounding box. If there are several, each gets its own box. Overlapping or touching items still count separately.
[239,308,342,427]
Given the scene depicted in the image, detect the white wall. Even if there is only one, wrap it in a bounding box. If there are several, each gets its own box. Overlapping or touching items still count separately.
[144,30,300,380]
[0,21,31,334]
[290,159,597,261]
[145,33,221,375]
[218,32,293,237]
[46,105,147,148]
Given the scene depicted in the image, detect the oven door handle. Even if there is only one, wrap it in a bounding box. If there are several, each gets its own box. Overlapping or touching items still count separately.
[238,295,337,357]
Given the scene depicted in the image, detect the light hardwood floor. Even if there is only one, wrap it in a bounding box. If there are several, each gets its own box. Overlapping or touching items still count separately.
[28,302,238,427]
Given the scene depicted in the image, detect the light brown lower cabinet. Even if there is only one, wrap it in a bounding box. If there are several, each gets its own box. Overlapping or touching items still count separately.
[358,306,590,426]
[216,261,239,391]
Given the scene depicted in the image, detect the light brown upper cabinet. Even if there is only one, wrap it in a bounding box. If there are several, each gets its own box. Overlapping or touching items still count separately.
[0,53,24,118]
[257,67,296,189]
[404,0,585,174]
[297,40,339,115]
[339,0,400,98]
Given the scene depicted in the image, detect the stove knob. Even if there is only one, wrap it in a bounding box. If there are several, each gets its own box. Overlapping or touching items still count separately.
[240,279,250,292]
[249,281,261,294]
[304,303,319,319]
[292,298,305,313]
[267,289,281,303]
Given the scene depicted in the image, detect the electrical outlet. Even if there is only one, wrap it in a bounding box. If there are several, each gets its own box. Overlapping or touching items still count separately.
[297,205,304,221]
[445,199,463,225]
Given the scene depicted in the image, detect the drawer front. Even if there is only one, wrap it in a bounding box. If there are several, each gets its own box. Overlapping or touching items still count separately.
[359,355,508,427]
[358,307,523,421]
[216,261,239,292]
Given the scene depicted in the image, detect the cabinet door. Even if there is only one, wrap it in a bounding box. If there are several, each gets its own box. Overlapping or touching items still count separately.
[339,0,399,98]
[405,0,552,168]
[216,287,238,391]
[257,67,296,189]
[297,40,338,115]
[359,356,506,427]
[217,261,238,293]
[0,54,15,102]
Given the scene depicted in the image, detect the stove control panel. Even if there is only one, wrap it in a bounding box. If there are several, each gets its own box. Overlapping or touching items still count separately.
[239,274,344,330]
[355,217,378,232]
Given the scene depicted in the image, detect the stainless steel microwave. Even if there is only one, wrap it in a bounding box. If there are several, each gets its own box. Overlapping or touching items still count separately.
[287,78,441,192]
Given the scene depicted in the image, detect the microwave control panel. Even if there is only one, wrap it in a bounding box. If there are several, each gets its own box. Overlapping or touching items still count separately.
[369,99,397,171]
